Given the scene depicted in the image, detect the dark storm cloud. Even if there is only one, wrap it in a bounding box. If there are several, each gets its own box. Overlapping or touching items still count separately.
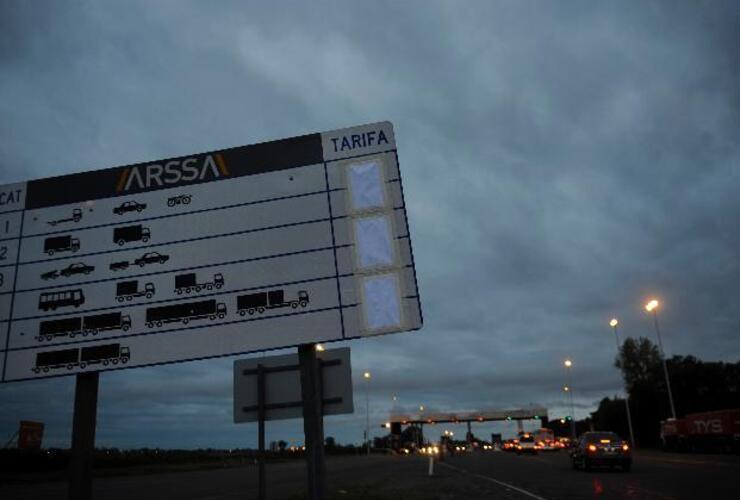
[1,0,738,447]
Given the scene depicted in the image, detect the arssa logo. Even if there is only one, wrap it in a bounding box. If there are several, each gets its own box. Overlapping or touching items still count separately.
[116,153,230,192]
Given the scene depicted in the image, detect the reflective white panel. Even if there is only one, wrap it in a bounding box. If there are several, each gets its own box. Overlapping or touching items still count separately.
[347,160,385,212]
[362,273,402,332]
[354,215,394,269]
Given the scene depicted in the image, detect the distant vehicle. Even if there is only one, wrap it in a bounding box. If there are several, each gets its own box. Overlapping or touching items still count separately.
[236,289,309,316]
[60,262,95,277]
[571,432,631,472]
[41,269,59,281]
[557,437,572,449]
[174,272,224,294]
[82,312,131,335]
[43,235,80,256]
[38,317,82,341]
[661,410,740,453]
[113,201,146,215]
[145,299,226,327]
[502,439,518,452]
[38,289,84,311]
[47,208,82,227]
[113,224,150,245]
[167,194,191,207]
[109,260,129,271]
[516,433,537,455]
[116,280,155,301]
[134,252,169,267]
[533,428,557,451]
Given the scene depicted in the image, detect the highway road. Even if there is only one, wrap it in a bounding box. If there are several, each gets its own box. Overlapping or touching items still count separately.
[441,448,740,500]
[1,450,738,499]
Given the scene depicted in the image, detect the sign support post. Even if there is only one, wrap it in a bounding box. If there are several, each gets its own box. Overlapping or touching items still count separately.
[257,364,266,500]
[299,344,326,500]
[68,372,99,500]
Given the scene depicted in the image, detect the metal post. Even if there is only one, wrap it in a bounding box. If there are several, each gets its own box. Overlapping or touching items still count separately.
[466,421,472,444]
[365,378,370,456]
[68,372,99,500]
[612,325,636,447]
[652,311,677,419]
[299,344,326,500]
[257,364,266,500]
[566,367,576,440]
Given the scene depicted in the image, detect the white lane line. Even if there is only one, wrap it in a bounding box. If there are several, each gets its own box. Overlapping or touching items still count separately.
[438,462,548,500]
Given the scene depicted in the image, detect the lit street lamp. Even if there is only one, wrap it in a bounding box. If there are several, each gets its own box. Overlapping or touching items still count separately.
[645,300,677,419]
[364,371,371,455]
[609,318,636,447]
[563,359,576,439]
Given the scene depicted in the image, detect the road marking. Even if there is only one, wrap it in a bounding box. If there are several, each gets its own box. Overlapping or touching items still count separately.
[438,462,548,500]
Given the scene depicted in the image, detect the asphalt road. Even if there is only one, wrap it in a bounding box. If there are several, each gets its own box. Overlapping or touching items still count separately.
[1,450,738,499]
[442,448,740,500]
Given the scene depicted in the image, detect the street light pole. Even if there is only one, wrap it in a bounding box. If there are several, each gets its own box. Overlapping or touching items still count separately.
[645,300,677,420]
[363,371,371,455]
[609,319,636,447]
[564,359,576,440]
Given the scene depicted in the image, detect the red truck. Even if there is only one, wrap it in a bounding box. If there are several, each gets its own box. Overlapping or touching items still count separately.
[661,409,740,453]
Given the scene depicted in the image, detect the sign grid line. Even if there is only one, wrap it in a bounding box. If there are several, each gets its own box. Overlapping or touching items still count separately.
[2,209,26,382]
[323,161,346,339]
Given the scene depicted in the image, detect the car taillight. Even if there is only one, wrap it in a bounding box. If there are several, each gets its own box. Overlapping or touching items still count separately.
[587,444,597,452]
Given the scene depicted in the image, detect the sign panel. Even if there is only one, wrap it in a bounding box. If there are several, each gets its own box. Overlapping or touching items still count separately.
[233,347,353,423]
[0,122,422,382]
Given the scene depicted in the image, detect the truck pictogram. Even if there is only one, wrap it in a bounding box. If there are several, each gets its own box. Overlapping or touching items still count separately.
[44,235,80,256]
[236,289,309,316]
[145,299,226,327]
[116,280,155,301]
[32,344,130,373]
[36,313,131,341]
[174,273,224,294]
[37,317,82,341]
[114,225,151,245]
[82,312,132,336]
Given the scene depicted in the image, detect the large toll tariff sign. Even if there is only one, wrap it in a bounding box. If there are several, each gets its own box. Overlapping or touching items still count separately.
[0,122,422,383]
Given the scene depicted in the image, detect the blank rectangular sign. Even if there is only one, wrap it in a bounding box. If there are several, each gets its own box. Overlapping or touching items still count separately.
[233,347,353,423]
[0,122,422,382]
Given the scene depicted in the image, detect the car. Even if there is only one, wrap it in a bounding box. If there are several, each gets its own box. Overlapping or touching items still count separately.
[113,200,147,215]
[134,252,169,267]
[516,433,537,455]
[60,262,95,277]
[571,432,632,472]
[502,439,518,452]
[41,269,59,280]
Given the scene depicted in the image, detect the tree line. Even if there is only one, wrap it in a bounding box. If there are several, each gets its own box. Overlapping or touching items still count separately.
[585,337,740,446]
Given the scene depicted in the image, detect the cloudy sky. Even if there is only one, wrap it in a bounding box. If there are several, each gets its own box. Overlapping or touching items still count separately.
[1,0,738,449]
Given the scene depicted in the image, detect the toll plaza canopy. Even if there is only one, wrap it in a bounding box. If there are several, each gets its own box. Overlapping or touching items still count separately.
[389,407,548,425]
